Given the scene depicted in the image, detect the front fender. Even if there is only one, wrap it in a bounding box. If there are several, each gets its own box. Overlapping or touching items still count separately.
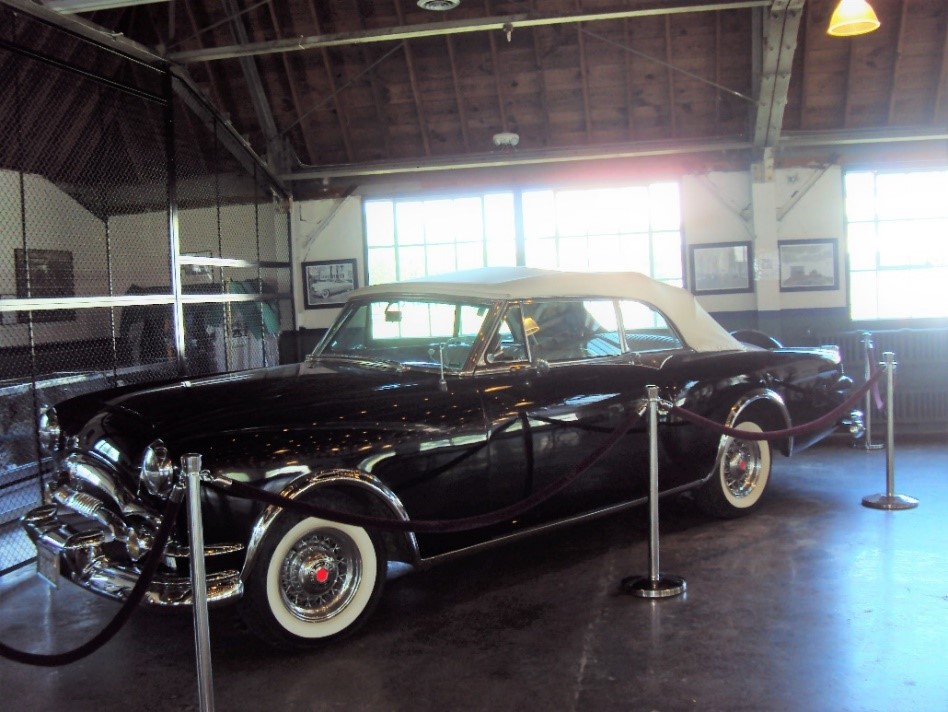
[239,469,420,583]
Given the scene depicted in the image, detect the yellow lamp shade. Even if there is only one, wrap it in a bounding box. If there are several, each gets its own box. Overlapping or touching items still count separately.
[827,0,881,37]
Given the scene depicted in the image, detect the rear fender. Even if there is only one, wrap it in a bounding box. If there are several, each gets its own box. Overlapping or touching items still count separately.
[721,388,793,458]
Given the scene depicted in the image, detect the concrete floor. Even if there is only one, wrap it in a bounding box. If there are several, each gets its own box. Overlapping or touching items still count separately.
[1,437,946,712]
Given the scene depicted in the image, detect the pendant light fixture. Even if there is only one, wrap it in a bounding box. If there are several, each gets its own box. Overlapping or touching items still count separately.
[827,0,881,37]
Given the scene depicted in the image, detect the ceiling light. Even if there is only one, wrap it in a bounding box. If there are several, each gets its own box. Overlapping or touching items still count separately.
[417,0,460,11]
[493,132,520,148]
[827,0,881,37]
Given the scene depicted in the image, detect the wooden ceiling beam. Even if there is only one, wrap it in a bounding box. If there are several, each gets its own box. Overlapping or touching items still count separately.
[886,0,910,124]
[753,0,804,149]
[168,1,773,63]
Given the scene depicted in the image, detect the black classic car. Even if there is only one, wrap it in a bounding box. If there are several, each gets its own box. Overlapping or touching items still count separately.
[23,267,855,648]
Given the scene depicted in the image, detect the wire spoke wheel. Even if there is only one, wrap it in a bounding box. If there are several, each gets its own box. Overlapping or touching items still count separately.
[697,419,771,518]
[279,530,361,623]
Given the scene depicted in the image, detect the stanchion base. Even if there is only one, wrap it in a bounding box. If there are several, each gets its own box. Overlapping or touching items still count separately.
[620,574,687,599]
[852,440,884,450]
[861,493,919,510]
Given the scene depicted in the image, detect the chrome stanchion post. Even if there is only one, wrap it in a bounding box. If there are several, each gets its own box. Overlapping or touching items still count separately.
[861,353,918,511]
[621,385,686,598]
[858,331,883,450]
[183,454,216,712]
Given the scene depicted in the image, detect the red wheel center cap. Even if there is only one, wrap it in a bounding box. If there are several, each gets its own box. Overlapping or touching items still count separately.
[314,567,330,584]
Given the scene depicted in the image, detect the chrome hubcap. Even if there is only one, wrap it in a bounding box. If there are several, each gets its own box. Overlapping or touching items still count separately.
[280,530,361,622]
[723,438,761,498]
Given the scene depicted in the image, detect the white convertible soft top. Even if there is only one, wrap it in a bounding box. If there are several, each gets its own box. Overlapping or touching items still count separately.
[348,266,745,353]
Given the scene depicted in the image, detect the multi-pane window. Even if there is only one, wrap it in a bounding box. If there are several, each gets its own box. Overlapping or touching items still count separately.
[364,195,516,284]
[364,183,682,286]
[522,184,683,286]
[845,170,948,320]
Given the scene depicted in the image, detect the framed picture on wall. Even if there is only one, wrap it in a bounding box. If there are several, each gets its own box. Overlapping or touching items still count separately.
[302,258,358,309]
[13,248,76,323]
[688,241,754,295]
[778,239,838,292]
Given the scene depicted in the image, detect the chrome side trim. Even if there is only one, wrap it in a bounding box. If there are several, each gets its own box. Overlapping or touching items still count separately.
[240,469,421,582]
[414,480,700,569]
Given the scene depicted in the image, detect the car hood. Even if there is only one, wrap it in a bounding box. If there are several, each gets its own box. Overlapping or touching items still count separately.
[57,360,446,449]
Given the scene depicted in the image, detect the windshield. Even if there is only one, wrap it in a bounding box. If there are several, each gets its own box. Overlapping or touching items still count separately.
[317,298,496,371]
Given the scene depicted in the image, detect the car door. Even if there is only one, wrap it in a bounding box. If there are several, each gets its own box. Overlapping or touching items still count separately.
[475,299,656,526]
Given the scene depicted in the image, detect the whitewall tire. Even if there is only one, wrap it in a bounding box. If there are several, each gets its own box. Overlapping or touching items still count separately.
[697,420,771,518]
[240,503,386,648]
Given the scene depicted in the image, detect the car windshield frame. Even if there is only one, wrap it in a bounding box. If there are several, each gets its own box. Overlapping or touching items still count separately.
[313,295,502,373]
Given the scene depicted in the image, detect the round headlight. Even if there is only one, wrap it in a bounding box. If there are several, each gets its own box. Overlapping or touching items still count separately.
[140,441,175,497]
[38,406,61,454]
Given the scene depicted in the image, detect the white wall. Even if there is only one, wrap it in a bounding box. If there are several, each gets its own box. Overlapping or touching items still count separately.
[292,197,365,330]
[682,165,846,313]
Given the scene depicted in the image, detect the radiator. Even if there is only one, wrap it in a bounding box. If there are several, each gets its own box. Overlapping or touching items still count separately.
[816,329,948,434]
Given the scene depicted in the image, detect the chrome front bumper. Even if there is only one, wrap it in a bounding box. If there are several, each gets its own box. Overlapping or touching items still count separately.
[21,478,244,608]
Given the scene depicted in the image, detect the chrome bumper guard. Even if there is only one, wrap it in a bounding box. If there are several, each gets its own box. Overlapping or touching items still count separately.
[21,483,244,608]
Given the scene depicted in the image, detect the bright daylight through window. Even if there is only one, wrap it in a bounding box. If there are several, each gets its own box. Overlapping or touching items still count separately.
[845,170,948,320]
[364,183,682,287]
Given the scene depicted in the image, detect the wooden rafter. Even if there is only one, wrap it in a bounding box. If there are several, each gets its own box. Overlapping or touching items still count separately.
[886,0,910,124]
[528,0,552,146]
[359,44,393,158]
[622,17,635,140]
[842,35,857,126]
[23,52,126,180]
[14,10,127,144]
[303,1,354,163]
[182,1,231,119]
[934,13,948,121]
[574,0,593,140]
[53,89,126,184]
[798,1,811,129]
[264,0,322,164]
[485,0,509,134]
[444,35,471,152]
[665,15,678,136]
[715,10,722,134]
[393,0,431,156]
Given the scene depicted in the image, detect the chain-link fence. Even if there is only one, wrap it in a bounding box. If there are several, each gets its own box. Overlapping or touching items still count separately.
[0,6,293,576]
